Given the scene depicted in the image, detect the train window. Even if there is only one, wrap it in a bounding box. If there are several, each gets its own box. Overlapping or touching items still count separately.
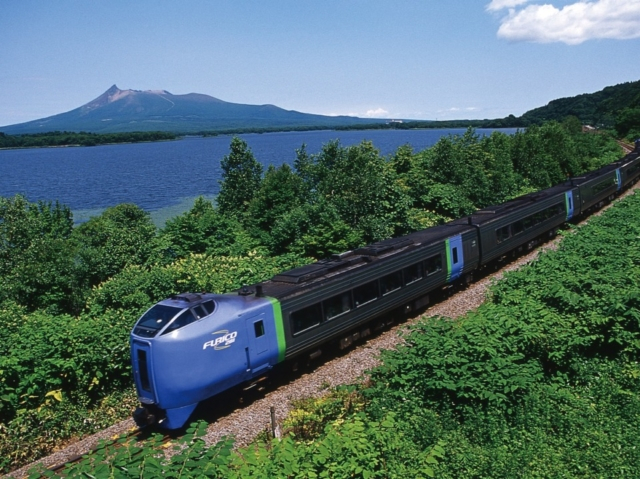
[496,225,511,243]
[254,320,265,338]
[192,305,208,319]
[512,220,524,235]
[592,179,613,195]
[452,247,459,264]
[354,281,379,307]
[201,300,215,315]
[512,203,563,236]
[425,255,442,275]
[381,271,403,296]
[323,292,352,320]
[404,263,424,285]
[133,304,182,338]
[163,309,198,335]
[291,303,323,335]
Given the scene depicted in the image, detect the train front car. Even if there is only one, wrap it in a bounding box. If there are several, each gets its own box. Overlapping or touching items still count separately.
[130,292,284,429]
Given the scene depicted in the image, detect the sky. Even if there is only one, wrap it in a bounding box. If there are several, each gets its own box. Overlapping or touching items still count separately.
[1,0,640,128]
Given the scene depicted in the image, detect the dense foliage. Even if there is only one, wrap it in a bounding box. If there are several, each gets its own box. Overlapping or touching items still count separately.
[0,124,624,474]
[0,130,176,148]
[22,164,640,479]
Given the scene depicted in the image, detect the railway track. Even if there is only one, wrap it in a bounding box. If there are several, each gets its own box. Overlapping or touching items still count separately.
[616,139,635,154]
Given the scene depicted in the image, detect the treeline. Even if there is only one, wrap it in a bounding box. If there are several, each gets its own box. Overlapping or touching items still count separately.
[521,79,640,136]
[0,123,623,473]
[0,130,177,148]
[194,117,523,137]
[334,115,523,130]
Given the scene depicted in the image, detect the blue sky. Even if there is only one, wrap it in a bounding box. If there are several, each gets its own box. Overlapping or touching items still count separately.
[1,0,640,128]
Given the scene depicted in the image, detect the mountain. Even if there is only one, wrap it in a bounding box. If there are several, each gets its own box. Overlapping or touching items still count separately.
[519,79,640,127]
[0,85,386,134]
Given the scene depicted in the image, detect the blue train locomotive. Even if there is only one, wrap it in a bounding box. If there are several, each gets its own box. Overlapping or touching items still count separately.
[131,146,640,429]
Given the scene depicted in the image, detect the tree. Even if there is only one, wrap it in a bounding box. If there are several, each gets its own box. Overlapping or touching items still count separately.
[216,137,263,219]
[72,203,156,288]
[615,107,640,139]
[311,140,411,243]
[246,163,306,248]
[424,128,494,210]
[158,196,258,259]
[0,195,79,313]
[268,201,363,258]
[561,115,583,135]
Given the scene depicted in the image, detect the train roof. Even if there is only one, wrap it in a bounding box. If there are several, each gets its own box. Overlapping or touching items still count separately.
[448,183,571,227]
[257,221,475,300]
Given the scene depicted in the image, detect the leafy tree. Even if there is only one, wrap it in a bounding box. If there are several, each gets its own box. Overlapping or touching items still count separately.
[0,195,79,313]
[509,124,575,189]
[268,201,363,258]
[72,204,156,288]
[158,196,258,259]
[246,163,305,247]
[217,137,263,219]
[561,115,583,134]
[479,130,520,202]
[615,107,640,139]
[310,140,411,243]
[418,128,495,214]
[390,143,414,175]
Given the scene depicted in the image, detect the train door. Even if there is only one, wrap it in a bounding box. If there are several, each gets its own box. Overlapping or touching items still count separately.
[616,168,622,191]
[565,191,574,220]
[244,315,271,376]
[446,235,464,282]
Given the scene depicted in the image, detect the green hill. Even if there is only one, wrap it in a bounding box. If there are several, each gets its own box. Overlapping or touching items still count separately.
[519,79,640,130]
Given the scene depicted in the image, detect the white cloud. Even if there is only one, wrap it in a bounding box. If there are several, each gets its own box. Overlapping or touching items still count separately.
[494,0,640,44]
[486,0,530,12]
[364,108,390,118]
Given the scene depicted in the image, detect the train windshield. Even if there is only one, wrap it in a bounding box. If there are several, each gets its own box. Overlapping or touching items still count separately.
[133,305,183,338]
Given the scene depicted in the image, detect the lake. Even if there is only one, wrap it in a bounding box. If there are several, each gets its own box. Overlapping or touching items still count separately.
[0,128,518,225]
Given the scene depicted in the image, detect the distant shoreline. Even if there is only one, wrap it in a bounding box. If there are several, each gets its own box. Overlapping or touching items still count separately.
[0,120,524,150]
[0,138,178,151]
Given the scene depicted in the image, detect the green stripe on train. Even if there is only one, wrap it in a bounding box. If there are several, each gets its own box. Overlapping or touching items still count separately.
[445,238,452,282]
[267,296,286,363]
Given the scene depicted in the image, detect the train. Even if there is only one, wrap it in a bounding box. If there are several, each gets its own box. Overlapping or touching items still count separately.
[130,140,640,429]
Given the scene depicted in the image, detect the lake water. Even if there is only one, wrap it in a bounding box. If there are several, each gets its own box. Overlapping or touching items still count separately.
[0,128,517,225]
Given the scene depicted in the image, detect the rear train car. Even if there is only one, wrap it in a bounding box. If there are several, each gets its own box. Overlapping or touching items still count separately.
[450,183,575,266]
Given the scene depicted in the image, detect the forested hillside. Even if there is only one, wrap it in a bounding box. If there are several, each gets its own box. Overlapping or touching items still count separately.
[0,124,624,474]
[519,79,640,139]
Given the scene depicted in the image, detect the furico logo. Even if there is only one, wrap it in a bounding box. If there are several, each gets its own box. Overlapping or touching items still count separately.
[203,330,238,350]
